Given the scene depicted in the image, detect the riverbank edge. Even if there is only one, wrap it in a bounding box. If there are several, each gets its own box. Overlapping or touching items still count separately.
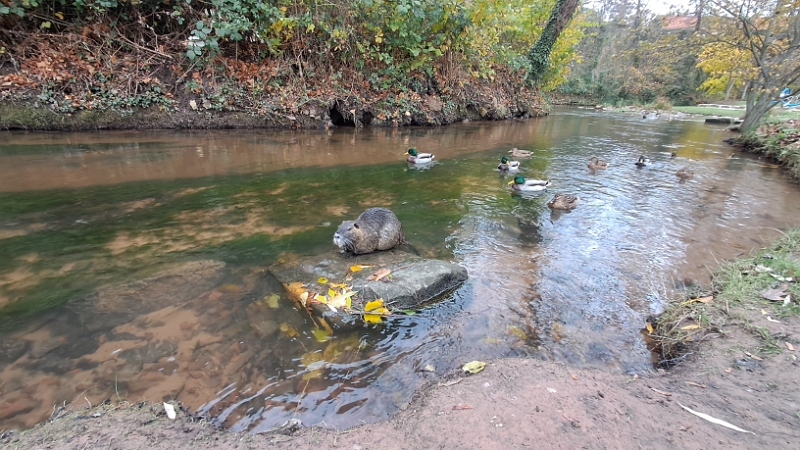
[0,84,549,131]
[726,119,800,181]
[650,228,800,365]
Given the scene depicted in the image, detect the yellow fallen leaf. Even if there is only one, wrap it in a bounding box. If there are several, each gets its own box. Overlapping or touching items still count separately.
[266,294,280,308]
[329,290,357,309]
[219,283,240,293]
[315,294,328,304]
[350,264,371,272]
[299,291,309,307]
[786,342,795,351]
[329,282,349,289]
[744,351,763,361]
[280,323,298,338]
[646,322,654,334]
[312,328,331,342]
[462,361,486,374]
[681,324,701,331]
[363,314,383,324]
[318,276,329,284]
[483,337,502,344]
[508,325,527,341]
[365,299,385,312]
[283,282,307,303]
[679,295,714,306]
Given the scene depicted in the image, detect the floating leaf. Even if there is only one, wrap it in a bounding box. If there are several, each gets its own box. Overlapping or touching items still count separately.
[363,314,383,324]
[483,337,502,344]
[368,268,392,281]
[219,283,240,293]
[280,322,298,338]
[312,328,331,342]
[681,324,701,331]
[317,277,329,284]
[507,325,527,341]
[402,309,416,315]
[350,264,371,272]
[462,361,486,374]
[266,294,280,308]
[423,365,436,372]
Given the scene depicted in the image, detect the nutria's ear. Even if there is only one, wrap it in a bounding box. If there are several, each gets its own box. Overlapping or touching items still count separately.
[353,223,360,229]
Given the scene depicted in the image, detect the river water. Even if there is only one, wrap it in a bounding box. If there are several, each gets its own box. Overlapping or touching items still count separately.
[1,108,798,432]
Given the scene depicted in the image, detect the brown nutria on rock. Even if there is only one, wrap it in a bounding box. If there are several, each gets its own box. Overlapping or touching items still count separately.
[333,207,406,254]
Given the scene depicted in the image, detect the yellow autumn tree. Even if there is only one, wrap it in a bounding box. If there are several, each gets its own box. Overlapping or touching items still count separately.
[696,42,754,99]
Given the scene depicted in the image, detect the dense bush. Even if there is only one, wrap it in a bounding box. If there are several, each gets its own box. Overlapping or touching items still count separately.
[0,0,584,90]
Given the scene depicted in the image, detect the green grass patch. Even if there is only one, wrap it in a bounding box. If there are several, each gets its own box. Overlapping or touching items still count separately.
[650,228,800,366]
[672,106,745,117]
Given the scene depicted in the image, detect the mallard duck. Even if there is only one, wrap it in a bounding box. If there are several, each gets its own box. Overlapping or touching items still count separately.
[675,168,694,179]
[588,157,608,170]
[509,148,533,158]
[635,156,650,167]
[405,148,434,164]
[498,156,520,172]
[548,193,579,210]
[508,175,549,191]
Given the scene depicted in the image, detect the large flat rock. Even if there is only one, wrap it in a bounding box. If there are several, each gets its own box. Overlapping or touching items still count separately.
[269,249,467,329]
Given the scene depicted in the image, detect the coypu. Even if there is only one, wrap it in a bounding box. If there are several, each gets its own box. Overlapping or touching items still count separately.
[333,207,406,254]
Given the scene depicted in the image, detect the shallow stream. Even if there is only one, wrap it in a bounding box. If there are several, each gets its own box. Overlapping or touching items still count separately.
[1,108,798,432]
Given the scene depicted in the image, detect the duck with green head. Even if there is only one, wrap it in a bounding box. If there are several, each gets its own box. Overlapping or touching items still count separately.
[508,175,550,191]
[405,148,435,164]
[498,156,521,172]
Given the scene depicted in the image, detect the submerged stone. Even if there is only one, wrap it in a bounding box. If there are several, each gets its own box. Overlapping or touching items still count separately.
[269,249,467,329]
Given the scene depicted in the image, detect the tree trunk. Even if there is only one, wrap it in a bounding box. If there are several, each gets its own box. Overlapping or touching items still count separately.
[693,0,704,33]
[724,77,734,100]
[527,0,581,83]
[740,85,778,132]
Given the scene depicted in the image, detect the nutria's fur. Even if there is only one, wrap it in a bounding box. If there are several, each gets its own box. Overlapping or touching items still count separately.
[333,208,406,254]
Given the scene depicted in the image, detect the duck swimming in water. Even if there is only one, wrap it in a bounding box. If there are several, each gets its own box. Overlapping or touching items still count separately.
[508,175,550,191]
[675,168,694,180]
[509,148,533,158]
[588,157,608,170]
[548,193,579,210]
[498,156,520,172]
[635,156,650,167]
[405,148,435,164]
